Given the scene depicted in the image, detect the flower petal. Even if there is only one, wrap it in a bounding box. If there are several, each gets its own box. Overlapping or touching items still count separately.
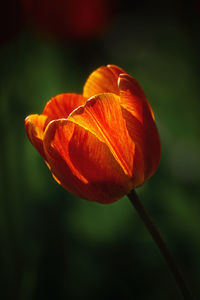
[43,119,133,203]
[43,93,86,121]
[118,74,161,180]
[69,93,144,186]
[83,64,125,98]
[25,114,49,158]
[118,73,155,121]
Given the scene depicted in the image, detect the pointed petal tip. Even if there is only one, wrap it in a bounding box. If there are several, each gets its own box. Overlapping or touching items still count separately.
[24,114,36,126]
[118,73,147,101]
[42,93,86,121]
[83,64,127,98]
[24,114,49,159]
[24,114,38,130]
[118,74,132,91]
[107,64,118,69]
[24,115,29,123]
[107,64,126,76]
[118,73,129,79]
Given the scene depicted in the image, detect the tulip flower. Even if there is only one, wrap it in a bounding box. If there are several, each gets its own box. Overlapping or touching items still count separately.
[25,69,194,298]
[25,65,161,203]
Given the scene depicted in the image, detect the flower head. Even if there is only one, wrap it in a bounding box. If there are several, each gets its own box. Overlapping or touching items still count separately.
[25,65,161,203]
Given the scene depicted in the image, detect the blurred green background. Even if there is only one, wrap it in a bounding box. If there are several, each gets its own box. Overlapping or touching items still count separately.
[0,0,200,299]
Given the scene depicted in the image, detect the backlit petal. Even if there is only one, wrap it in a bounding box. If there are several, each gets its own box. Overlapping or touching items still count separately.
[118,73,155,121]
[69,93,144,186]
[118,74,161,180]
[43,119,133,203]
[43,93,86,121]
[83,64,125,98]
[25,114,48,158]
[25,64,161,203]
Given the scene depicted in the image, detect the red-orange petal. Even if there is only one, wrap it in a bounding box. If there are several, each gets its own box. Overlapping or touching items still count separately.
[118,74,161,180]
[25,114,49,158]
[70,92,145,187]
[43,93,86,121]
[43,119,133,203]
[83,64,125,98]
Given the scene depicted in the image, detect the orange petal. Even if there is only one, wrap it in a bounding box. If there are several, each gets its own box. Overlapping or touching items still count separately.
[118,74,161,180]
[83,64,125,99]
[69,92,144,186]
[25,114,49,158]
[43,119,133,203]
[118,73,155,121]
[43,93,86,121]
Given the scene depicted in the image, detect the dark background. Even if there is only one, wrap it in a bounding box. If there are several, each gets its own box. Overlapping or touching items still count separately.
[0,0,200,299]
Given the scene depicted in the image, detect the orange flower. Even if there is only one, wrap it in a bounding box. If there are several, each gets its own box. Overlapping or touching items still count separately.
[25,65,161,203]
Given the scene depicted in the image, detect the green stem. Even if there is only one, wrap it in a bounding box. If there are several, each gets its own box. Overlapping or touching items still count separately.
[128,189,194,300]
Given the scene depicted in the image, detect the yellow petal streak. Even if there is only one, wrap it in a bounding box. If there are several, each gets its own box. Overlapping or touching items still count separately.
[43,119,133,203]
[69,93,135,177]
